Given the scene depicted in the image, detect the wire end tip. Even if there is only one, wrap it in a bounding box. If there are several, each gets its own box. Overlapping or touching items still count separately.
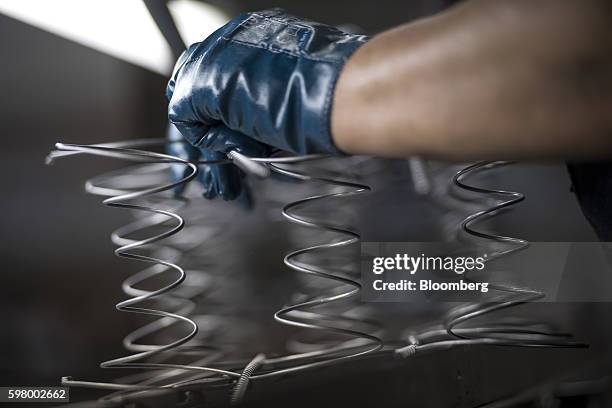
[228,150,270,179]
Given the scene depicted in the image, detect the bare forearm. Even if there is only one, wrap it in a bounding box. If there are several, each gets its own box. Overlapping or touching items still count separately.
[332,0,612,160]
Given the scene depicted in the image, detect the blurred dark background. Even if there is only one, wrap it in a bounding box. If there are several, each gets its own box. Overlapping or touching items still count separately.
[0,0,609,406]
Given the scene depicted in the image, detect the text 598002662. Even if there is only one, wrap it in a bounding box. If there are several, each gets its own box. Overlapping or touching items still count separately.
[0,387,69,403]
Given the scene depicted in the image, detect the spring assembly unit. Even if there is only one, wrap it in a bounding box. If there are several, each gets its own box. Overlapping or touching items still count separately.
[396,161,586,358]
[48,141,386,403]
[50,143,586,403]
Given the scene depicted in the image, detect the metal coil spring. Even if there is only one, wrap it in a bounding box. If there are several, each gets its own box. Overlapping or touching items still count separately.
[257,157,384,357]
[84,163,248,394]
[194,157,386,390]
[253,159,383,375]
[396,161,586,357]
[48,141,244,396]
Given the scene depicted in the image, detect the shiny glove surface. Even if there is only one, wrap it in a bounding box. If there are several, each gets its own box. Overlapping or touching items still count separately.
[166,8,369,156]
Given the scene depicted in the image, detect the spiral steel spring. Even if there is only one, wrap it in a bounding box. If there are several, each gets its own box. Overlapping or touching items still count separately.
[203,157,385,393]
[48,141,245,396]
[84,164,247,394]
[261,159,382,372]
[396,161,586,358]
[263,157,384,357]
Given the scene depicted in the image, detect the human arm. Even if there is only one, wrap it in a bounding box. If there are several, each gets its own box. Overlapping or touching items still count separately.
[332,0,612,159]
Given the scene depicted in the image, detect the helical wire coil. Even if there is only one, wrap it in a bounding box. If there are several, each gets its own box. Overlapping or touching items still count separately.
[396,161,586,358]
[83,163,237,394]
[49,142,244,395]
[250,160,383,378]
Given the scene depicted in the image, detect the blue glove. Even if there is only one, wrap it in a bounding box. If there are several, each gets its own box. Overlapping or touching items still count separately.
[165,123,264,203]
[166,8,369,157]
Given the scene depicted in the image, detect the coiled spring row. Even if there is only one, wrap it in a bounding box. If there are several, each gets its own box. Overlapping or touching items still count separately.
[48,140,383,402]
[49,144,586,403]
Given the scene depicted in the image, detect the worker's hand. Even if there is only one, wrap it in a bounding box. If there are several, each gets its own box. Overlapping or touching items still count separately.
[166,123,265,204]
[166,8,369,156]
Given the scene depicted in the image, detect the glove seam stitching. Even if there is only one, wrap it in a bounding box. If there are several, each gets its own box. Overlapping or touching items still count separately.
[249,11,343,37]
[220,37,340,64]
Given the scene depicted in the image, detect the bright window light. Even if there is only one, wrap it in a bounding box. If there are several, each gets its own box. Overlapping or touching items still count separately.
[167,0,229,47]
[0,0,229,75]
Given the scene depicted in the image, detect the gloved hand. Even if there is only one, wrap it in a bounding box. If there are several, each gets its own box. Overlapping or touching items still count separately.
[166,8,369,157]
[165,123,265,204]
